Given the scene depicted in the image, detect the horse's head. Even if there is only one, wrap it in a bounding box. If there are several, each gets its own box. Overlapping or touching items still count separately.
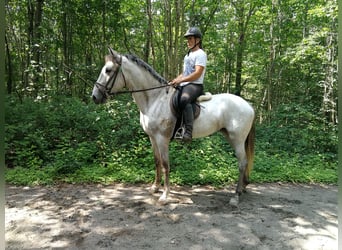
[92,48,125,104]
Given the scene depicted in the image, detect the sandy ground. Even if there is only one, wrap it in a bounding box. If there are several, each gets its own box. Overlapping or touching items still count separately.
[5,183,337,250]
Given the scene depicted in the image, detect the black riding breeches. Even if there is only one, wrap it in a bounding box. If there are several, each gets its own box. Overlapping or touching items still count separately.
[178,83,204,111]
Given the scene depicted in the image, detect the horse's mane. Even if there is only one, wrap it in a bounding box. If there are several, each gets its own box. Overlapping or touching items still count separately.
[124,54,168,85]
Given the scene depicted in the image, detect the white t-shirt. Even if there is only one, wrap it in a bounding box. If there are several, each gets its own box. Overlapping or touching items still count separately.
[180,49,207,86]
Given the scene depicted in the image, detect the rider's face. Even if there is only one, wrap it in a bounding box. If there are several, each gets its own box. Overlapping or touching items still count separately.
[186,36,198,49]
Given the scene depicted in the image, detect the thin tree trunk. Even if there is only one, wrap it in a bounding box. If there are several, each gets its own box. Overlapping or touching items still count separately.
[232,1,256,96]
[61,0,72,91]
[172,0,180,77]
[102,1,106,46]
[33,0,44,95]
[26,0,34,88]
[266,0,277,112]
[144,0,152,63]
[235,31,243,96]
[5,34,13,94]
[163,0,171,79]
[322,32,337,124]
[33,0,43,64]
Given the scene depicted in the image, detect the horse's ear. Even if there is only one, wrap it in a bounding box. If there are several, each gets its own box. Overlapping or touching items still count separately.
[108,47,115,56]
[108,47,121,64]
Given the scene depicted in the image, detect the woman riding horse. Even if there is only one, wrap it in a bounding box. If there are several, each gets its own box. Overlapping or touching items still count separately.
[169,27,207,143]
[92,46,255,205]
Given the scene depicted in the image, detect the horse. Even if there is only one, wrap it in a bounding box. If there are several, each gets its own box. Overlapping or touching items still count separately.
[92,48,255,206]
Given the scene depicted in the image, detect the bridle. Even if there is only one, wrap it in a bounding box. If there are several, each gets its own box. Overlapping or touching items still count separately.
[94,56,126,98]
[95,55,170,97]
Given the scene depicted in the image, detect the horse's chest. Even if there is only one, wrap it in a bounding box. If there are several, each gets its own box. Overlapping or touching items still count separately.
[140,113,173,135]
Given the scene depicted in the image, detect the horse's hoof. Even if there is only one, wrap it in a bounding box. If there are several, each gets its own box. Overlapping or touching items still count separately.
[149,185,159,194]
[157,191,170,205]
[158,196,168,205]
[229,196,239,207]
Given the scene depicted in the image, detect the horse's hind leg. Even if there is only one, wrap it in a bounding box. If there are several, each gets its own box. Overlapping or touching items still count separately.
[230,142,248,206]
[221,130,248,205]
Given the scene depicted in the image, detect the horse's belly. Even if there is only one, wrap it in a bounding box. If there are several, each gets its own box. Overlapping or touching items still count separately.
[193,113,222,138]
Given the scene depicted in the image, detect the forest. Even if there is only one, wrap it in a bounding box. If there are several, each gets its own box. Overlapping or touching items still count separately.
[5,0,338,185]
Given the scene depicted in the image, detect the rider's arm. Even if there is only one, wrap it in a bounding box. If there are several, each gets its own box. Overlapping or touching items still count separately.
[171,73,184,84]
[170,65,204,86]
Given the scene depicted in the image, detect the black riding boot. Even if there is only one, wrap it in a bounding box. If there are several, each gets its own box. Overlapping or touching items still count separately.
[182,104,194,143]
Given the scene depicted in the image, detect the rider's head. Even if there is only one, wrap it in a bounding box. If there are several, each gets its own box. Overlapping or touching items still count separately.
[184,27,203,50]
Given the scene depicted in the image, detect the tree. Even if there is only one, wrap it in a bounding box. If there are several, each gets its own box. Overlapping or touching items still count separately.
[4,0,338,126]
[231,0,257,96]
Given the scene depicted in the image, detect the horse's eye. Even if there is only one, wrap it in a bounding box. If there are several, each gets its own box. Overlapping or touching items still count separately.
[105,68,111,73]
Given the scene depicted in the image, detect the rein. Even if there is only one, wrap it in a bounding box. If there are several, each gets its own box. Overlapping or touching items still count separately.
[109,84,170,95]
[96,55,170,96]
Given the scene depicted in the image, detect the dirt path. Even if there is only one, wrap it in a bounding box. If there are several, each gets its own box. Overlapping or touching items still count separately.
[5,183,337,250]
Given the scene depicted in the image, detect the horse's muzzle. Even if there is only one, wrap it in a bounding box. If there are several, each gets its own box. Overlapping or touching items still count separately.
[92,94,106,104]
[92,84,107,104]
[92,95,99,104]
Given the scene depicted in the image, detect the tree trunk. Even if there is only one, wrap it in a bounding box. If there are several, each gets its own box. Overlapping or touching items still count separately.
[25,0,44,96]
[33,0,44,95]
[26,0,34,88]
[102,1,106,46]
[235,30,243,96]
[322,32,337,124]
[265,0,277,112]
[172,0,181,77]
[144,0,152,63]
[5,34,13,94]
[61,0,72,91]
[33,0,43,64]
[163,0,171,79]
[232,1,256,96]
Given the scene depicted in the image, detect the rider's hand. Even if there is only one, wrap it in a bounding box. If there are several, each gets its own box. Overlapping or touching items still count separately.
[169,78,182,86]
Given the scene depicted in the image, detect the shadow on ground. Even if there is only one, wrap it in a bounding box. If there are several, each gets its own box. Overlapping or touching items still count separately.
[5,183,337,250]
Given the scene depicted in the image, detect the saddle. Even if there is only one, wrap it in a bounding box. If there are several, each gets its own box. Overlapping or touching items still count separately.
[170,87,212,139]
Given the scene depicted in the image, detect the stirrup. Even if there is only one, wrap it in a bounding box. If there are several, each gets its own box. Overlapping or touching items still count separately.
[174,125,185,140]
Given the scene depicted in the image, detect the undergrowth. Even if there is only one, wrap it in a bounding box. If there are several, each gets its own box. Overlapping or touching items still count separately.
[5,95,337,186]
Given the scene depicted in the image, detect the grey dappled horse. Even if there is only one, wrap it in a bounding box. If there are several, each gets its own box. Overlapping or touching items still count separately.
[92,48,255,205]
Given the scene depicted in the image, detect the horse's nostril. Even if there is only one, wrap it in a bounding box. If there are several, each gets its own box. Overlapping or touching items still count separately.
[92,95,100,104]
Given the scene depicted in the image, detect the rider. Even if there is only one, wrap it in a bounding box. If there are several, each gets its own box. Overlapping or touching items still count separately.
[169,27,207,142]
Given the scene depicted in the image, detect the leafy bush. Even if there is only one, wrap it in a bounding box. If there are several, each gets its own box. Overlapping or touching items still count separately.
[5,96,337,186]
[257,103,337,156]
[5,95,139,174]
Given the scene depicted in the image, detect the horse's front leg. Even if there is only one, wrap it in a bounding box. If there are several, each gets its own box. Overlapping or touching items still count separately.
[149,138,162,194]
[149,135,170,203]
[158,151,170,203]
[150,149,161,194]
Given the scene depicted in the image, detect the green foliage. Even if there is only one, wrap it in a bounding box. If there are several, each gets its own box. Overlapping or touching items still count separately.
[252,152,337,183]
[4,0,338,187]
[5,96,337,186]
[258,103,337,156]
[5,95,139,178]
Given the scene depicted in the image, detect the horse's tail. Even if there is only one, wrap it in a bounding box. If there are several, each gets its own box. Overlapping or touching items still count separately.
[245,121,255,179]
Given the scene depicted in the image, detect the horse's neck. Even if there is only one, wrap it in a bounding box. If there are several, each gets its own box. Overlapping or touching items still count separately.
[123,59,166,113]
